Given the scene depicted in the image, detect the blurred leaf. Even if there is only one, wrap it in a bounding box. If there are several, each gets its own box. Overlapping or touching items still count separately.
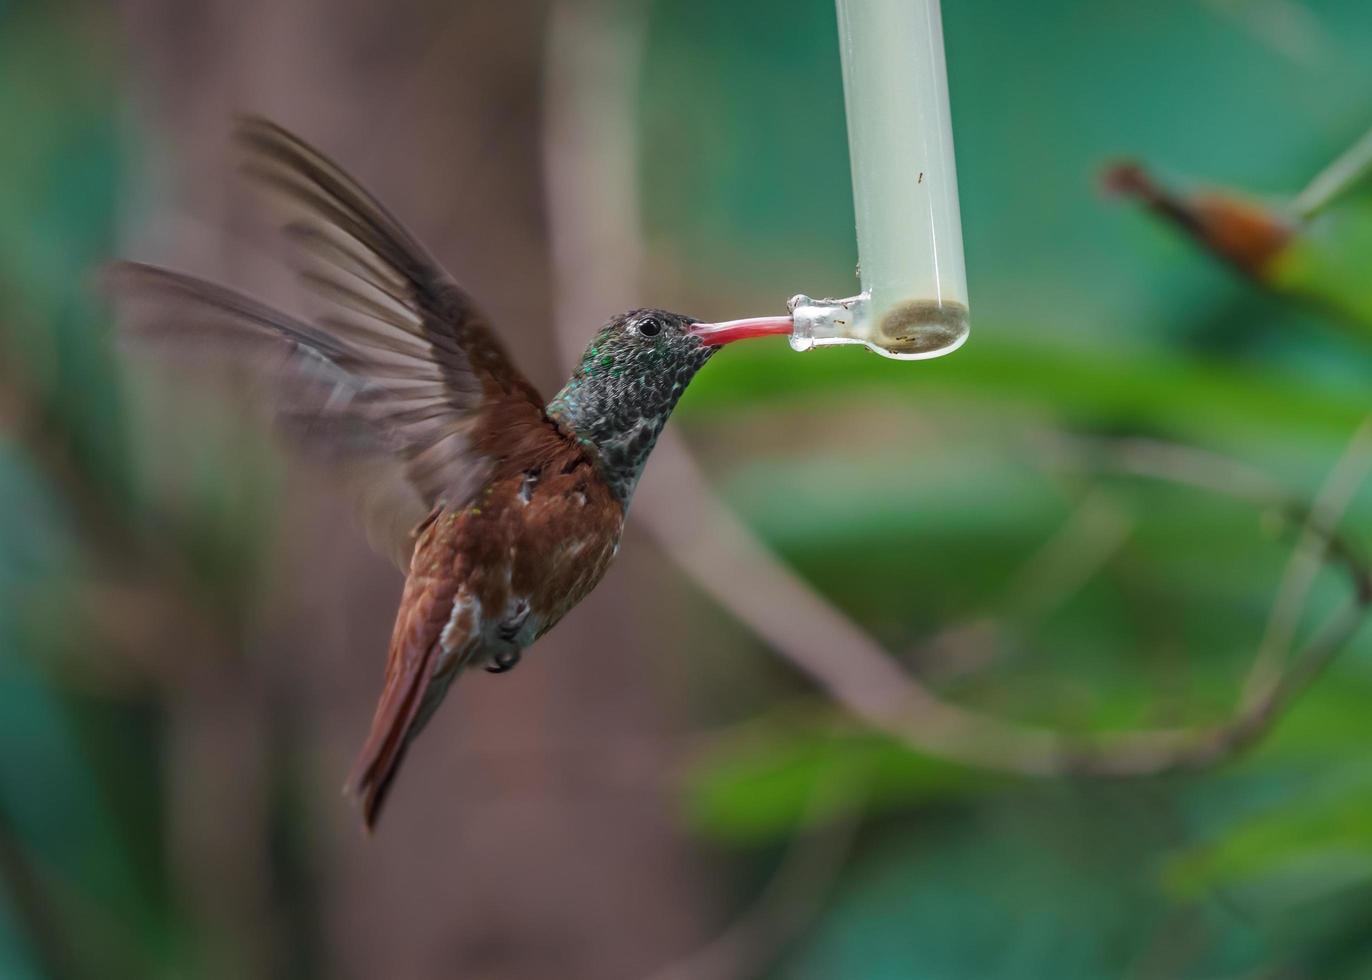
[681,334,1370,459]
[684,710,992,844]
[1166,779,1372,904]
[0,662,169,973]
[1272,201,1372,329]
[0,4,199,976]
[0,1,135,516]
[781,790,1189,980]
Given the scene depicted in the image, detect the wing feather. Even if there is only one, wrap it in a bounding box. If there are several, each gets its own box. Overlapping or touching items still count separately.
[110,117,550,567]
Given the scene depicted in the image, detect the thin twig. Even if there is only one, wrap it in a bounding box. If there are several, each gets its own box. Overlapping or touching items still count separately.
[1242,418,1372,706]
[913,486,1135,682]
[999,488,1135,623]
[1044,429,1372,706]
[1063,598,1364,776]
[1292,125,1372,220]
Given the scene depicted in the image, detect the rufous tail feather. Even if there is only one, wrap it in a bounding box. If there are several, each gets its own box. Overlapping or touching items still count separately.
[347,583,451,831]
[347,654,434,830]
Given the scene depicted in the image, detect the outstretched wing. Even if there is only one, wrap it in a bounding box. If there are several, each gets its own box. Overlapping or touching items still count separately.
[111,117,548,566]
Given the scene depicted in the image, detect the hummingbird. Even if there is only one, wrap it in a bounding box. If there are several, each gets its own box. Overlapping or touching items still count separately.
[111,118,793,830]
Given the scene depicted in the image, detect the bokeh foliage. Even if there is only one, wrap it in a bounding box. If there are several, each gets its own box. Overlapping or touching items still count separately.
[0,5,277,976]
[647,0,1372,976]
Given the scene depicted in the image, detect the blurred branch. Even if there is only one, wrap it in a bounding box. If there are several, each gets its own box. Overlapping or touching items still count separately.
[1045,428,1372,774]
[1105,127,1372,331]
[0,811,76,980]
[541,0,1372,785]
[1294,125,1372,219]
[1241,418,1372,705]
[910,488,1134,682]
[1101,161,1293,280]
[998,488,1135,623]
[1052,431,1372,609]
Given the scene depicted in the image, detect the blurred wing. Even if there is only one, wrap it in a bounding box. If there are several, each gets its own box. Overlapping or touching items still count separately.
[111,117,548,567]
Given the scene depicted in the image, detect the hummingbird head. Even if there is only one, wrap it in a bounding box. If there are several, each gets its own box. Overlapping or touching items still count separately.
[548,308,791,504]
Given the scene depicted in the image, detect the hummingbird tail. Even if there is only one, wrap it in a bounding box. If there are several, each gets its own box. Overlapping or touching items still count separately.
[347,641,437,832]
[347,578,461,831]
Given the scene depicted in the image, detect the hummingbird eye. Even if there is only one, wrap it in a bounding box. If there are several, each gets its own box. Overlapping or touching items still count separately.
[636,316,662,337]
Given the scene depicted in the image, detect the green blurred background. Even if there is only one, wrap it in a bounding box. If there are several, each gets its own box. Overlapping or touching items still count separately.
[4,0,1372,977]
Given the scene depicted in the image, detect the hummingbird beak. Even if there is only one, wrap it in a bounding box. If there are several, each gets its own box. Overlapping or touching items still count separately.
[688,316,793,346]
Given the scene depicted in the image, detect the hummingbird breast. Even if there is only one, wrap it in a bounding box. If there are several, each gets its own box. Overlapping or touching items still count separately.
[422,448,626,668]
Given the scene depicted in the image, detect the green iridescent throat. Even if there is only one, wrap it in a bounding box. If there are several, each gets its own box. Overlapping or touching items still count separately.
[547,312,713,505]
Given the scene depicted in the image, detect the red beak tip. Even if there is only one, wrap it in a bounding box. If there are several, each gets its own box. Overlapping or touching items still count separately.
[690,316,794,346]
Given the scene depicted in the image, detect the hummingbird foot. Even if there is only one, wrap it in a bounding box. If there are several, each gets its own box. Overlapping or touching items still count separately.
[484,648,522,674]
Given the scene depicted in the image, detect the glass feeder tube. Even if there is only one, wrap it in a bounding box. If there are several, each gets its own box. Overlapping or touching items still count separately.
[801,0,970,359]
[692,0,970,359]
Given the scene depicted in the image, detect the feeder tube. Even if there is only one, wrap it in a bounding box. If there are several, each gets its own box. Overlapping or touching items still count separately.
[791,0,970,360]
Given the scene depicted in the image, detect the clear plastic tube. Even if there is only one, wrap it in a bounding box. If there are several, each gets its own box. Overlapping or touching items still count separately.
[791,0,970,360]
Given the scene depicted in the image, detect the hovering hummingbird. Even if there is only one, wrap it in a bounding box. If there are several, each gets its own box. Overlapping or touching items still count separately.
[111,118,792,830]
